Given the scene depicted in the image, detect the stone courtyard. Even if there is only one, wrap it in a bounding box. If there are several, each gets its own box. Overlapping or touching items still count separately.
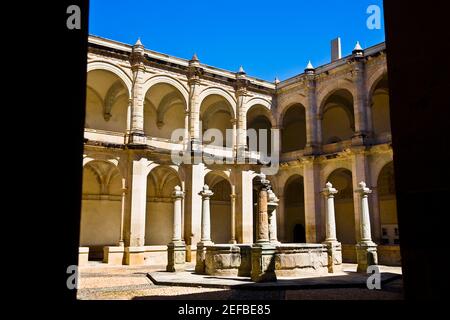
[79,34,400,297]
[77,262,403,300]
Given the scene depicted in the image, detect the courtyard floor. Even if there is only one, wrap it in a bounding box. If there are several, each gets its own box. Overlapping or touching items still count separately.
[76,262,403,300]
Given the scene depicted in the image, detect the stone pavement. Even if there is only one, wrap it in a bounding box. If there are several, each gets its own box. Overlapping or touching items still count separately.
[77,262,403,300]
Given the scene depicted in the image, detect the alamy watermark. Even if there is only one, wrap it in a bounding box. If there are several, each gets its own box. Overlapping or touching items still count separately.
[170,124,280,176]
[66,5,81,30]
[367,5,382,30]
[366,265,381,290]
[66,265,79,290]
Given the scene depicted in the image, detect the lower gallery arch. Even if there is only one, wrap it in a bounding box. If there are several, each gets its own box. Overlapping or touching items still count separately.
[377,162,398,245]
[284,175,306,243]
[145,166,181,246]
[205,172,231,243]
[80,161,122,261]
[327,168,355,261]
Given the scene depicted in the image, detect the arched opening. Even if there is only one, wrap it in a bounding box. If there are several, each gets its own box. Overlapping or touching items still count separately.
[284,175,306,243]
[80,160,122,260]
[200,95,234,147]
[377,162,398,245]
[247,104,272,156]
[145,166,181,245]
[86,70,129,133]
[327,168,355,244]
[371,74,391,139]
[282,104,306,152]
[144,83,186,140]
[321,89,355,144]
[205,172,231,243]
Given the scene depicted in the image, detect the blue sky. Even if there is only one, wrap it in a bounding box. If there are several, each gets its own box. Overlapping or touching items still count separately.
[89,0,385,81]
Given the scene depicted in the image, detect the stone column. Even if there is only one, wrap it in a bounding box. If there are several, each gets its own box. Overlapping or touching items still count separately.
[229,185,237,244]
[167,186,186,272]
[231,119,237,158]
[123,157,151,265]
[351,146,370,242]
[251,174,276,282]
[305,68,320,153]
[256,176,270,243]
[119,178,126,246]
[129,39,146,144]
[276,193,286,241]
[187,55,202,145]
[184,111,190,150]
[321,182,342,273]
[236,70,248,160]
[195,184,214,274]
[235,169,254,243]
[181,163,204,262]
[302,156,322,242]
[351,47,369,144]
[355,181,378,273]
[267,189,280,244]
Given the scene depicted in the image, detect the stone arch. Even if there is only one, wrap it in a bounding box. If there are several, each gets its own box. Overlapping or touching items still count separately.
[377,161,398,245]
[205,171,232,244]
[80,159,123,260]
[246,97,272,113]
[326,168,355,245]
[143,79,187,140]
[318,88,355,144]
[277,95,308,126]
[369,72,390,139]
[198,87,236,118]
[281,103,307,152]
[247,104,274,155]
[367,66,388,99]
[284,174,306,243]
[199,90,235,147]
[145,165,182,246]
[143,75,189,108]
[87,61,132,96]
[86,68,130,132]
[317,82,356,116]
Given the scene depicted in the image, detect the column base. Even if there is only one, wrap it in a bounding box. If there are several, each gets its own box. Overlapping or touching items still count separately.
[124,246,145,265]
[166,241,186,272]
[195,241,213,274]
[78,247,89,266]
[103,246,125,265]
[355,241,378,273]
[128,132,147,145]
[251,243,277,282]
[323,241,342,273]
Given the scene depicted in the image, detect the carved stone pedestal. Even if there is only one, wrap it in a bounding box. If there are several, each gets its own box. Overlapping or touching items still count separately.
[166,241,186,272]
[356,241,378,273]
[195,242,212,274]
[323,241,342,273]
[250,244,277,282]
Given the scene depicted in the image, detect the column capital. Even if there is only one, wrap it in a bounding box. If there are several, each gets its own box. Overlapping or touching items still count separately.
[199,184,214,198]
[322,182,338,197]
[356,181,372,195]
[254,173,271,190]
[172,185,184,199]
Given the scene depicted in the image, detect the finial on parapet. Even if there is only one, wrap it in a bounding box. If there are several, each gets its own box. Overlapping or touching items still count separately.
[352,41,364,57]
[305,60,315,74]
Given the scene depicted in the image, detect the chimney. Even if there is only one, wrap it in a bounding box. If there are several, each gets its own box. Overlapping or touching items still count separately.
[331,37,342,61]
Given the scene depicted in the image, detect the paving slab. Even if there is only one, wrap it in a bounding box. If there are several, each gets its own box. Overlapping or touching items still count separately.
[148,267,401,290]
